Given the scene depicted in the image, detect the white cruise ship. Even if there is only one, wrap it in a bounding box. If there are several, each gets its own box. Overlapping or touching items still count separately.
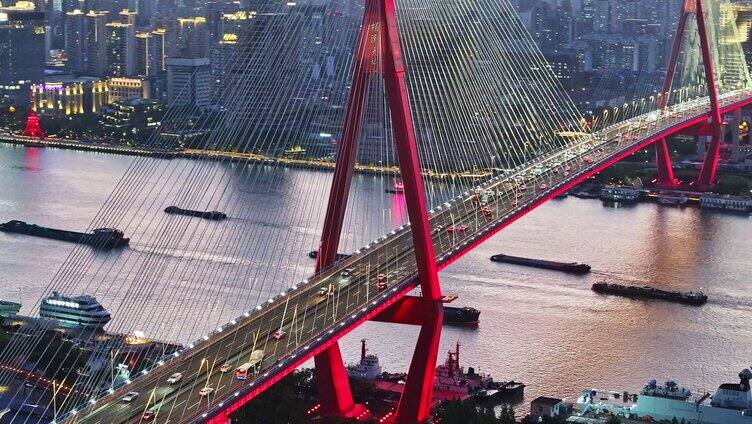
[39,292,111,329]
[578,369,752,423]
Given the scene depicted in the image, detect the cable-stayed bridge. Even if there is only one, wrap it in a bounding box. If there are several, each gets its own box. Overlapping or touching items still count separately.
[1,0,751,423]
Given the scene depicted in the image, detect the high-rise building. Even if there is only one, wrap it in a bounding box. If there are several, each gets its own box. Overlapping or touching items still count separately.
[166,57,210,108]
[135,31,153,76]
[105,21,135,76]
[0,1,46,103]
[173,16,209,58]
[64,9,86,73]
[84,10,108,76]
[151,27,167,73]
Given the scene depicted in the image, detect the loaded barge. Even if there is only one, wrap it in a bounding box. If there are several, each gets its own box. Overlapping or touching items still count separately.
[443,306,480,326]
[491,254,591,275]
[164,206,227,221]
[592,282,707,305]
[0,220,129,249]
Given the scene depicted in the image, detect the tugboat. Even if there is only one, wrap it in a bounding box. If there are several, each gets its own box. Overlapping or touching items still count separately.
[434,342,523,400]
[385,181,405,194]
[164,206,227,221]
[443,306,481,326]
[591,282,707,306]
[347,339,383,380]
[491,254,591,275]
[0,220,129,249]
[40,291,111,329]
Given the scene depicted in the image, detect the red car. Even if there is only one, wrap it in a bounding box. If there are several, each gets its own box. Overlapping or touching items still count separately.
[272,330,286,340]
[142,411,156,422]
[481,207,493,217]
[377,282,388,291]
[583,156,594,164]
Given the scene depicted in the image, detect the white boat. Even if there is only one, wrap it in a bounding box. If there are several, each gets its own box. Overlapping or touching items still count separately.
[347,339,382,380]
[600,186,640,202]
[0,300,21,318]
[39,291,111,329]
[700,195,752,213]
[577,369,752,424]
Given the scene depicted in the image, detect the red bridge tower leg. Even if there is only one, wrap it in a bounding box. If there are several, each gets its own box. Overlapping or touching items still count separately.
[655,0,725,190]
[695,0,724,190]
[654,1,692,188]
[315,0,443,421]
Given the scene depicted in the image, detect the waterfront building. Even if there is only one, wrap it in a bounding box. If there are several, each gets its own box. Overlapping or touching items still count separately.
[0,1,46,104]
[101,97,163,141]
[32,75,106,115]
[107,77,151,102]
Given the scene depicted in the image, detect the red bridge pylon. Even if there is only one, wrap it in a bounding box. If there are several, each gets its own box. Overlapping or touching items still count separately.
[314,0,443,421]
[655,0,725,190]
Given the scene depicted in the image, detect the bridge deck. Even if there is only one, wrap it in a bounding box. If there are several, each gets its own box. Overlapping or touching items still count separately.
[67,90,752,424]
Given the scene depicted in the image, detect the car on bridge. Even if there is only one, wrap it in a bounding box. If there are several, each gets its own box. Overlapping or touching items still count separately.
[317,285,334,296]
[142,410,156,422]
[377,282,388,291]
[341,268,355,277]
[272,330,286,340]
[122,392,139,402]
[199,387,213,397]
[166,372,182,384]
[220,363,232,373]
[447,225,469,233]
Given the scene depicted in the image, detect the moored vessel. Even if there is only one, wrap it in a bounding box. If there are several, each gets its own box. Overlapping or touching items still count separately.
[347,339,383,380]
[600,186,641,202]
[491,254,591,275]
[40,291,111,329]
[577,369,752,424]
[591,282,707,305]
[0,300,21,318]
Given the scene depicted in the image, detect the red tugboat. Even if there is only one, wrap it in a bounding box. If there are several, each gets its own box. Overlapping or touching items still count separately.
[434,342,524,400]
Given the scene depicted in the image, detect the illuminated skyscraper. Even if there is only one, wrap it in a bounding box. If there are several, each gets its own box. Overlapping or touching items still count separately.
[0,1,45,103]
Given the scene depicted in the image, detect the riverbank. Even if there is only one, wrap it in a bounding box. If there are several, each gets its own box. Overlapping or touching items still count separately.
[0,134,492,181]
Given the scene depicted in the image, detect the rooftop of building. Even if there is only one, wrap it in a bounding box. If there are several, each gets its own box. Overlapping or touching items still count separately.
[531,396,563,407]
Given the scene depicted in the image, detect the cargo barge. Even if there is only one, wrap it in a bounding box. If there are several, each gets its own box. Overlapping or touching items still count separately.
[490,254,591,275]
[0,220,129,250]
[443,306,480,326]
[164,206,227,221]
[591,282,707,305]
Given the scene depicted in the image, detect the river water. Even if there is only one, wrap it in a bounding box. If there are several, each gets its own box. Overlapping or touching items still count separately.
[0,143,751,409]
